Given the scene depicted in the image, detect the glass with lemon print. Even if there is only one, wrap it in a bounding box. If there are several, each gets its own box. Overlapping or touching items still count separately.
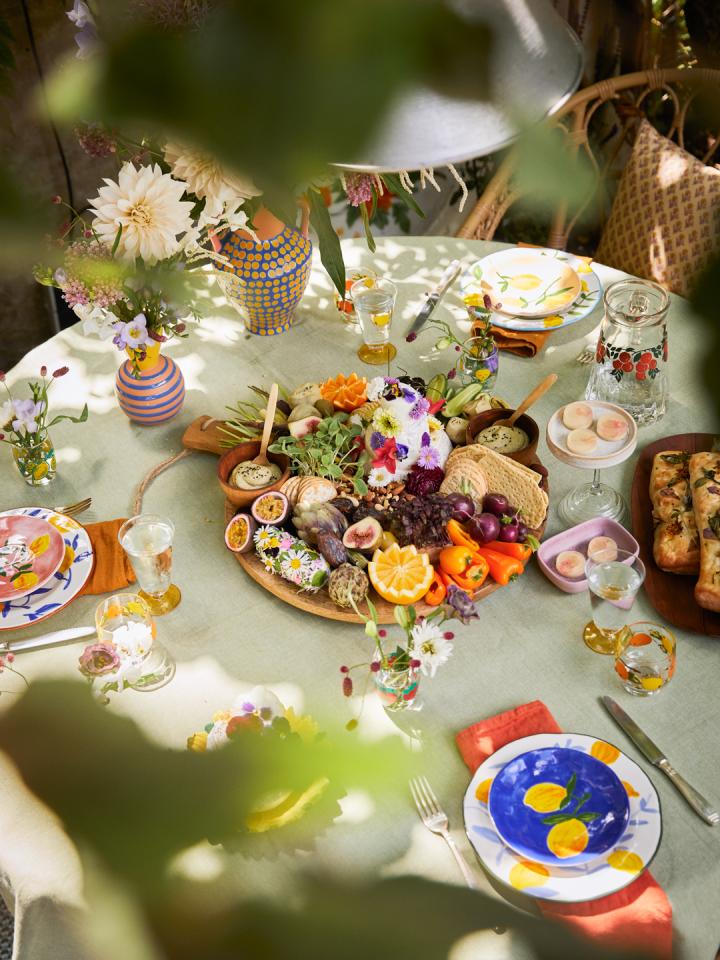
[488,747,629,866]
[458,336,499,390]
[11,435,57,486]
[615,620,676,696]
[351,277,397,365]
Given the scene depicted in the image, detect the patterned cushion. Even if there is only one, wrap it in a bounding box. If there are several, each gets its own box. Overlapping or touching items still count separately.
[596,119,720,297]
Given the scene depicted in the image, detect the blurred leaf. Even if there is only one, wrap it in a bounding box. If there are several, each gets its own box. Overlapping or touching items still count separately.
[308,188,345,296]
[0,680,414,894]
[150,874,645,960]
[513,122,597,216]
[689,251,720,423]
[0,14,15,98]
[381,172,425,218]
[47,0,489,192]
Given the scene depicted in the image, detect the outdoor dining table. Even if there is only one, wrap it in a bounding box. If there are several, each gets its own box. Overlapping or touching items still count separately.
[1,236,718,960]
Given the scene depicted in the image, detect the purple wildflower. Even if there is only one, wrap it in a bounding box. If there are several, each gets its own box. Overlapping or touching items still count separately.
[370,431,384,450]
[421,432,430,447]
[443,584,479,624]
[241,701,255,713]
[62,279,90,308]
[75,122,117,159]
[409,397,430,421]
[395,442,409,460]
[345,173,374,206]
[416,445,440,469]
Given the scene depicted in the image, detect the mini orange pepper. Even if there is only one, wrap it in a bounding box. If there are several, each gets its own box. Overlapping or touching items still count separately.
[449,558,489,593]
[439,545,475,577]
[446,519,480,552]
[474,547,524,586]
[424,569,447,606]
[483,540,533,564]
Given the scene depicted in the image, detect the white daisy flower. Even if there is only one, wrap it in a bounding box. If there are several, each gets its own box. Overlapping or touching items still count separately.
[368,466,393,488]
[367,376,387,401]
[89,162,194,264]
[280,551,313,580]
[372,407,402,438]
[410,620,454,677]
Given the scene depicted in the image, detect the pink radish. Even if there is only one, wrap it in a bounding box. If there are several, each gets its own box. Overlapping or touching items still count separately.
[596,414,628,442]
[587,536,618,562]
[566,428,598,455]
[556,550,586,579]
[562,402,593,430]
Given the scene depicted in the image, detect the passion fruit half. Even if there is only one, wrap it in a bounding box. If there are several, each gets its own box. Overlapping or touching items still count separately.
[224,513,257,553]
[251,490,289,525]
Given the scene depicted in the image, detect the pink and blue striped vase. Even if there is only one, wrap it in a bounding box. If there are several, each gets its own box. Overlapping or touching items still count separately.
[115,346,185,425]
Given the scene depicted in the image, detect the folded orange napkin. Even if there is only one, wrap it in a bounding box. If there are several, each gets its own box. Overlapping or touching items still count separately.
[483,323,550,359]
[79,519,136,596]
[456,701,673,959]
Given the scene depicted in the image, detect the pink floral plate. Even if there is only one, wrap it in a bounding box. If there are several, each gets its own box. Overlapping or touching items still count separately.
[0,508,94,630]
[0,515,65,602]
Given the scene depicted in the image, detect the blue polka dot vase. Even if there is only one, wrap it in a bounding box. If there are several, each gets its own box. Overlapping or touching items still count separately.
[213,207,313,336]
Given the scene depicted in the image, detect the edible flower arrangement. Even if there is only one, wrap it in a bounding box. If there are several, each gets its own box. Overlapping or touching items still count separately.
[223,371,549,617]
[187,686,343,853]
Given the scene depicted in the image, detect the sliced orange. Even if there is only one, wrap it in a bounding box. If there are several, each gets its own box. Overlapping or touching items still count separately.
[320,372,368,412]
[368,543,434,605]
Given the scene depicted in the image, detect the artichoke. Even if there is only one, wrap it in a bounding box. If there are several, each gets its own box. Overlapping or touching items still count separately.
[327,563,369,609]
[292,502,348,545]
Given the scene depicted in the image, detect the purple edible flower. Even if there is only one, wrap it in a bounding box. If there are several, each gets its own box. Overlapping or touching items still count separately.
[395,442,409,460]
[370,431,384,450]
[241,701,255,713]
[416,445,440,469]
[443,584,479,624]
[409,397,430,421]
[420,432,431,447]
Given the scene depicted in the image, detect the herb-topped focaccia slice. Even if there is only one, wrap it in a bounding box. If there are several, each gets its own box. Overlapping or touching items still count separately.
[649,451,700,575]
[689,452,720,613]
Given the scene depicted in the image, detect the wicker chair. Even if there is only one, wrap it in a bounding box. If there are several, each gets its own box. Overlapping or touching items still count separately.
[455,67,720,250]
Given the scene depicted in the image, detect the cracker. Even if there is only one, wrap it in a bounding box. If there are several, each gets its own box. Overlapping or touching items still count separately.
[461,446,548,528]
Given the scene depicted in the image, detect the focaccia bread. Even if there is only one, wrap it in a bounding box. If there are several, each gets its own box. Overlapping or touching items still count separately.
[649,450,700,575]
[688,452,720,613]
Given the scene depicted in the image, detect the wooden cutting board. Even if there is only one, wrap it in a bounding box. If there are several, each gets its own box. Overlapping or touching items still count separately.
[631,432,720,637]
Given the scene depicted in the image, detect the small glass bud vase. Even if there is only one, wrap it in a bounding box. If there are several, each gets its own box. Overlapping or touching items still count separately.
[458,337,499,391]
[11,434,56,486]
[372,653,421,713]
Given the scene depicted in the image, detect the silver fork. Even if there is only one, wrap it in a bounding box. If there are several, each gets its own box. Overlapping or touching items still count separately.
[410,776,480,889]
[55,497,92,518]
[575,347,595,365]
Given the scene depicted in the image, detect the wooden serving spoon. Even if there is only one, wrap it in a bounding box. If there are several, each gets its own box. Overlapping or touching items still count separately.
[253,382,279,466]
[495,373,558,428]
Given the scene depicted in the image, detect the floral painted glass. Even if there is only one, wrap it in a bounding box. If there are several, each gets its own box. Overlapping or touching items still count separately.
[336,268,376,323]
[615,620,676,696]
[458,337,499,390]
[585,279,669,425]
[372,653,421,713]
[11,434,56,486]
[87,593,175,698]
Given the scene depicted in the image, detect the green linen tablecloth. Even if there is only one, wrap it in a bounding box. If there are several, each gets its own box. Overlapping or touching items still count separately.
[1,238,719,960]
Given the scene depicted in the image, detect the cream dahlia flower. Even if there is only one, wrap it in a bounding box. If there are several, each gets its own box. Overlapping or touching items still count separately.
[89,162,194,264]
[164,142,259,220]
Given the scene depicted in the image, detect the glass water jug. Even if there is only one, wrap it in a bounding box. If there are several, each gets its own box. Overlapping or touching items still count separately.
[585,279,669,424]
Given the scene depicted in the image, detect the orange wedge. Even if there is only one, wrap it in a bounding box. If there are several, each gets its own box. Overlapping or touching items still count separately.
[368,543,434,605]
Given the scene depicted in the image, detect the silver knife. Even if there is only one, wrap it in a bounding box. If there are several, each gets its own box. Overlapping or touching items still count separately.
[0,625,96,655]
[602,696,720,826]
[407,259,462,336]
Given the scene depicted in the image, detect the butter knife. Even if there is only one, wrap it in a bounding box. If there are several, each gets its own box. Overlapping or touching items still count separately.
[0,625,96,655]
[602,696,719,826]
[406,260,462,336]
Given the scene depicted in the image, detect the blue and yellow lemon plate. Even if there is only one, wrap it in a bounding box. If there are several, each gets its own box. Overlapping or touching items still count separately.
[463,733,661,902]
[460,248,602,333]
[0,508,93,631]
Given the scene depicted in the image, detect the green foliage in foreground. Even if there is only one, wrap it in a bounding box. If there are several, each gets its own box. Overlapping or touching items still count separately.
[0,681,645,960]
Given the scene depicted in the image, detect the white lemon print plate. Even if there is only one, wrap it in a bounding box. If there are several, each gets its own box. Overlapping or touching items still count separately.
[462,248,602,332]
[463,733,661,903]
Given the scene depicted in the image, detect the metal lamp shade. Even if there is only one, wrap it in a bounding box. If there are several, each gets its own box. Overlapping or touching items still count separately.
[336,0,583,171]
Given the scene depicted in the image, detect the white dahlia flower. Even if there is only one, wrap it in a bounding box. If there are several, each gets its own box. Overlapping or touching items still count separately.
[89,162,194,264]
[164,142,259,221]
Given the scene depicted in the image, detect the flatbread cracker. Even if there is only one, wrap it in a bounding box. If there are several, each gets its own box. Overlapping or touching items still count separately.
[459,446,548,528]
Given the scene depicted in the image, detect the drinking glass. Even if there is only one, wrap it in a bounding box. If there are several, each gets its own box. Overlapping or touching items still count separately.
[95,593,175,692]
[118,514,181,615]
[583,550,646,655]
[585,278,669,425]
[336,268,376,323]
[614,620,676,696]
[351,276,397,365]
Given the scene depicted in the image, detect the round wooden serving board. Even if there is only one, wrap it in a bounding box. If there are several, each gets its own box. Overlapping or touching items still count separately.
[631,432,720,638]
[223,468,548,625]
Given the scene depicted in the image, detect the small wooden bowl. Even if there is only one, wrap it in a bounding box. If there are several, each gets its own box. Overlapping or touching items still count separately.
[217,442,291,508]
[466,408,539,466]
